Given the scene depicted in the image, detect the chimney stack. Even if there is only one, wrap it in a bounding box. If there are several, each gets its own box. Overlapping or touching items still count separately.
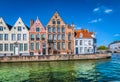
[30,19,34,27]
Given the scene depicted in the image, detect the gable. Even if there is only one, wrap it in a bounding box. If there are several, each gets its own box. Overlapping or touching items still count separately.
[47,11,66,26]
[30,18,46,32]
[11,17,29,31]
[0,17,11,31]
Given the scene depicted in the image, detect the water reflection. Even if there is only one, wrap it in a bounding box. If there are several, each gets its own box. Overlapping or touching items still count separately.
[0,55,119,82]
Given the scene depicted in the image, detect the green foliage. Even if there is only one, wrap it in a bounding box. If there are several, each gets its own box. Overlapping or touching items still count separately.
[97,45,108,50]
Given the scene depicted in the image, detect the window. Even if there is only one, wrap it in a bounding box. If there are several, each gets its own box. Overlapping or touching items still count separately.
[57,20,60,24]
[52,20,56,24]
[88,40,92,45]
[24,44,28,51]
[57,26,60,32]
[48,26,51,32]
[41,34,45,40]
[0,26,3,31]
[10,44,13,51]
[48,34,52,40]
[4,27,6,30]
[62,42,65,49]
[18,26,22,31]
[80,40,82,45]
[0,44,3,51]
[36,42,39,50]
[62,26,65,32]
[30,34,34,40]
[4,44,8,51]
[17,34,21,40]
[68,33,71,40]
[4,34,8,40]
[80,33,83,38]
[36,34,40,40]
[52,27,56,32]
[0,34,3,40]
[30,43,34,50]
[36,27,40,32]
[57,42,60,50]
[84,47,87,53]
[80,47,83,53]
[75,40,78,46]
[23,34,27,41]
[68,42,71,50]
[53,34,56,40]
[19,44,23,51]
[62,34,65,40]
[12,34,16,41]
[43,43,46,48]
[53,42,57,50]
[58,34,60,40]
[0,21,2,24]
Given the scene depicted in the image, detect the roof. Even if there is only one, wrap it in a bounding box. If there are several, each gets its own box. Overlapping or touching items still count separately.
[6,24,12,30]
[109,41,120,46]
[74,29,94,38]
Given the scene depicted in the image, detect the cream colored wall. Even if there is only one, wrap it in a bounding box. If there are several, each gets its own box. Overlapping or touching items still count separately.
[9,17,29,54]
[0,18,11,54]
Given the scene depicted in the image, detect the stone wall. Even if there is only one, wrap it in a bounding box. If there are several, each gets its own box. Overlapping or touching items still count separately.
[0,54,111,62]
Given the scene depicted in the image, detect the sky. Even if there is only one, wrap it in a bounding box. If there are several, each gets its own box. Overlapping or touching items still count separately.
[0,0,120,46]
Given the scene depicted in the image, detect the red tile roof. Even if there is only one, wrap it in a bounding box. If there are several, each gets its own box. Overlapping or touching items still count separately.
[74,29,94,38]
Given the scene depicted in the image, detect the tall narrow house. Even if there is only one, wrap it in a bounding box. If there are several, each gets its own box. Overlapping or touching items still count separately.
[0,17,12,55]
[10,17,29,55]
[29,18,46,55]
[46,11,74,55]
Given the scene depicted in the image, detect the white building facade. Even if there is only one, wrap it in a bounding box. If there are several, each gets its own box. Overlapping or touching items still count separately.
[0,17,12,55]
[74,30,96,54]
[109,41,120,52]
[9,17,29,55]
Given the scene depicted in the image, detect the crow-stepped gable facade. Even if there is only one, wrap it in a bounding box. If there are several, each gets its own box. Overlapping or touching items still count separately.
[46,11,74,55]
[29,18,46,55]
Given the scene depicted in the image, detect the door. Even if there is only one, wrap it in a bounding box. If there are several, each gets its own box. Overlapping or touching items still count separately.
[76,47,78,54]
[14,44,19,55]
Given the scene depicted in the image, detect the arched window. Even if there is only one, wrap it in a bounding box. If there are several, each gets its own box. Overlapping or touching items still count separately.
[52,19,56,24]
[57,20,60,24]
[48,26,51,32]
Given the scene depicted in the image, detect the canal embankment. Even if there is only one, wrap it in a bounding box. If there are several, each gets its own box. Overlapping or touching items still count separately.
[0,53,111,62]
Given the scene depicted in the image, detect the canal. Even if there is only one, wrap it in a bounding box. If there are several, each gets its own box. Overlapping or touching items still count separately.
[0,54,119,82]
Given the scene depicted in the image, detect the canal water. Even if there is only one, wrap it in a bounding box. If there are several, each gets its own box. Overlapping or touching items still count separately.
[0,54,120,82]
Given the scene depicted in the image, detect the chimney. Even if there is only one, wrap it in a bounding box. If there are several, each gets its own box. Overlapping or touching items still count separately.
[30,19,34,27]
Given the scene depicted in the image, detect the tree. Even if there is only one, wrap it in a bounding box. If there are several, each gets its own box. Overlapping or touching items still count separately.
[97,45,108,50]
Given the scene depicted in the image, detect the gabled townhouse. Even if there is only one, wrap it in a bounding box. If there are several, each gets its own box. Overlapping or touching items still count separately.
[0,17,12,55]
[29,18,46,55]
[46,11,74,55]
[74,29,96,54]
[10,17,29,55]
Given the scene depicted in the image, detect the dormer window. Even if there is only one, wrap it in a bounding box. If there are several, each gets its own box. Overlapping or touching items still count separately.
[4,27,6,30]
[0,26,3,31]
[18,22,21,24]
[52,20,56,24]
[80,33,83,38]
[0,21,2,24]
[18,26,22,31]
[36,27,40,32]
[57,20,60,24]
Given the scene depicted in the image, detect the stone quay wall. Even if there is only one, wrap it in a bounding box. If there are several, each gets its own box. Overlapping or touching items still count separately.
[0,54,111,62]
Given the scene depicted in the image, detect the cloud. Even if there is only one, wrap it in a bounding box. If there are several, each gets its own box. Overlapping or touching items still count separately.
[104,9,113,13]
[74,25,82,30]
[93,8,99,12]
[93,6,113,14]
[114,34,120,37]
[88,18,102,23]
